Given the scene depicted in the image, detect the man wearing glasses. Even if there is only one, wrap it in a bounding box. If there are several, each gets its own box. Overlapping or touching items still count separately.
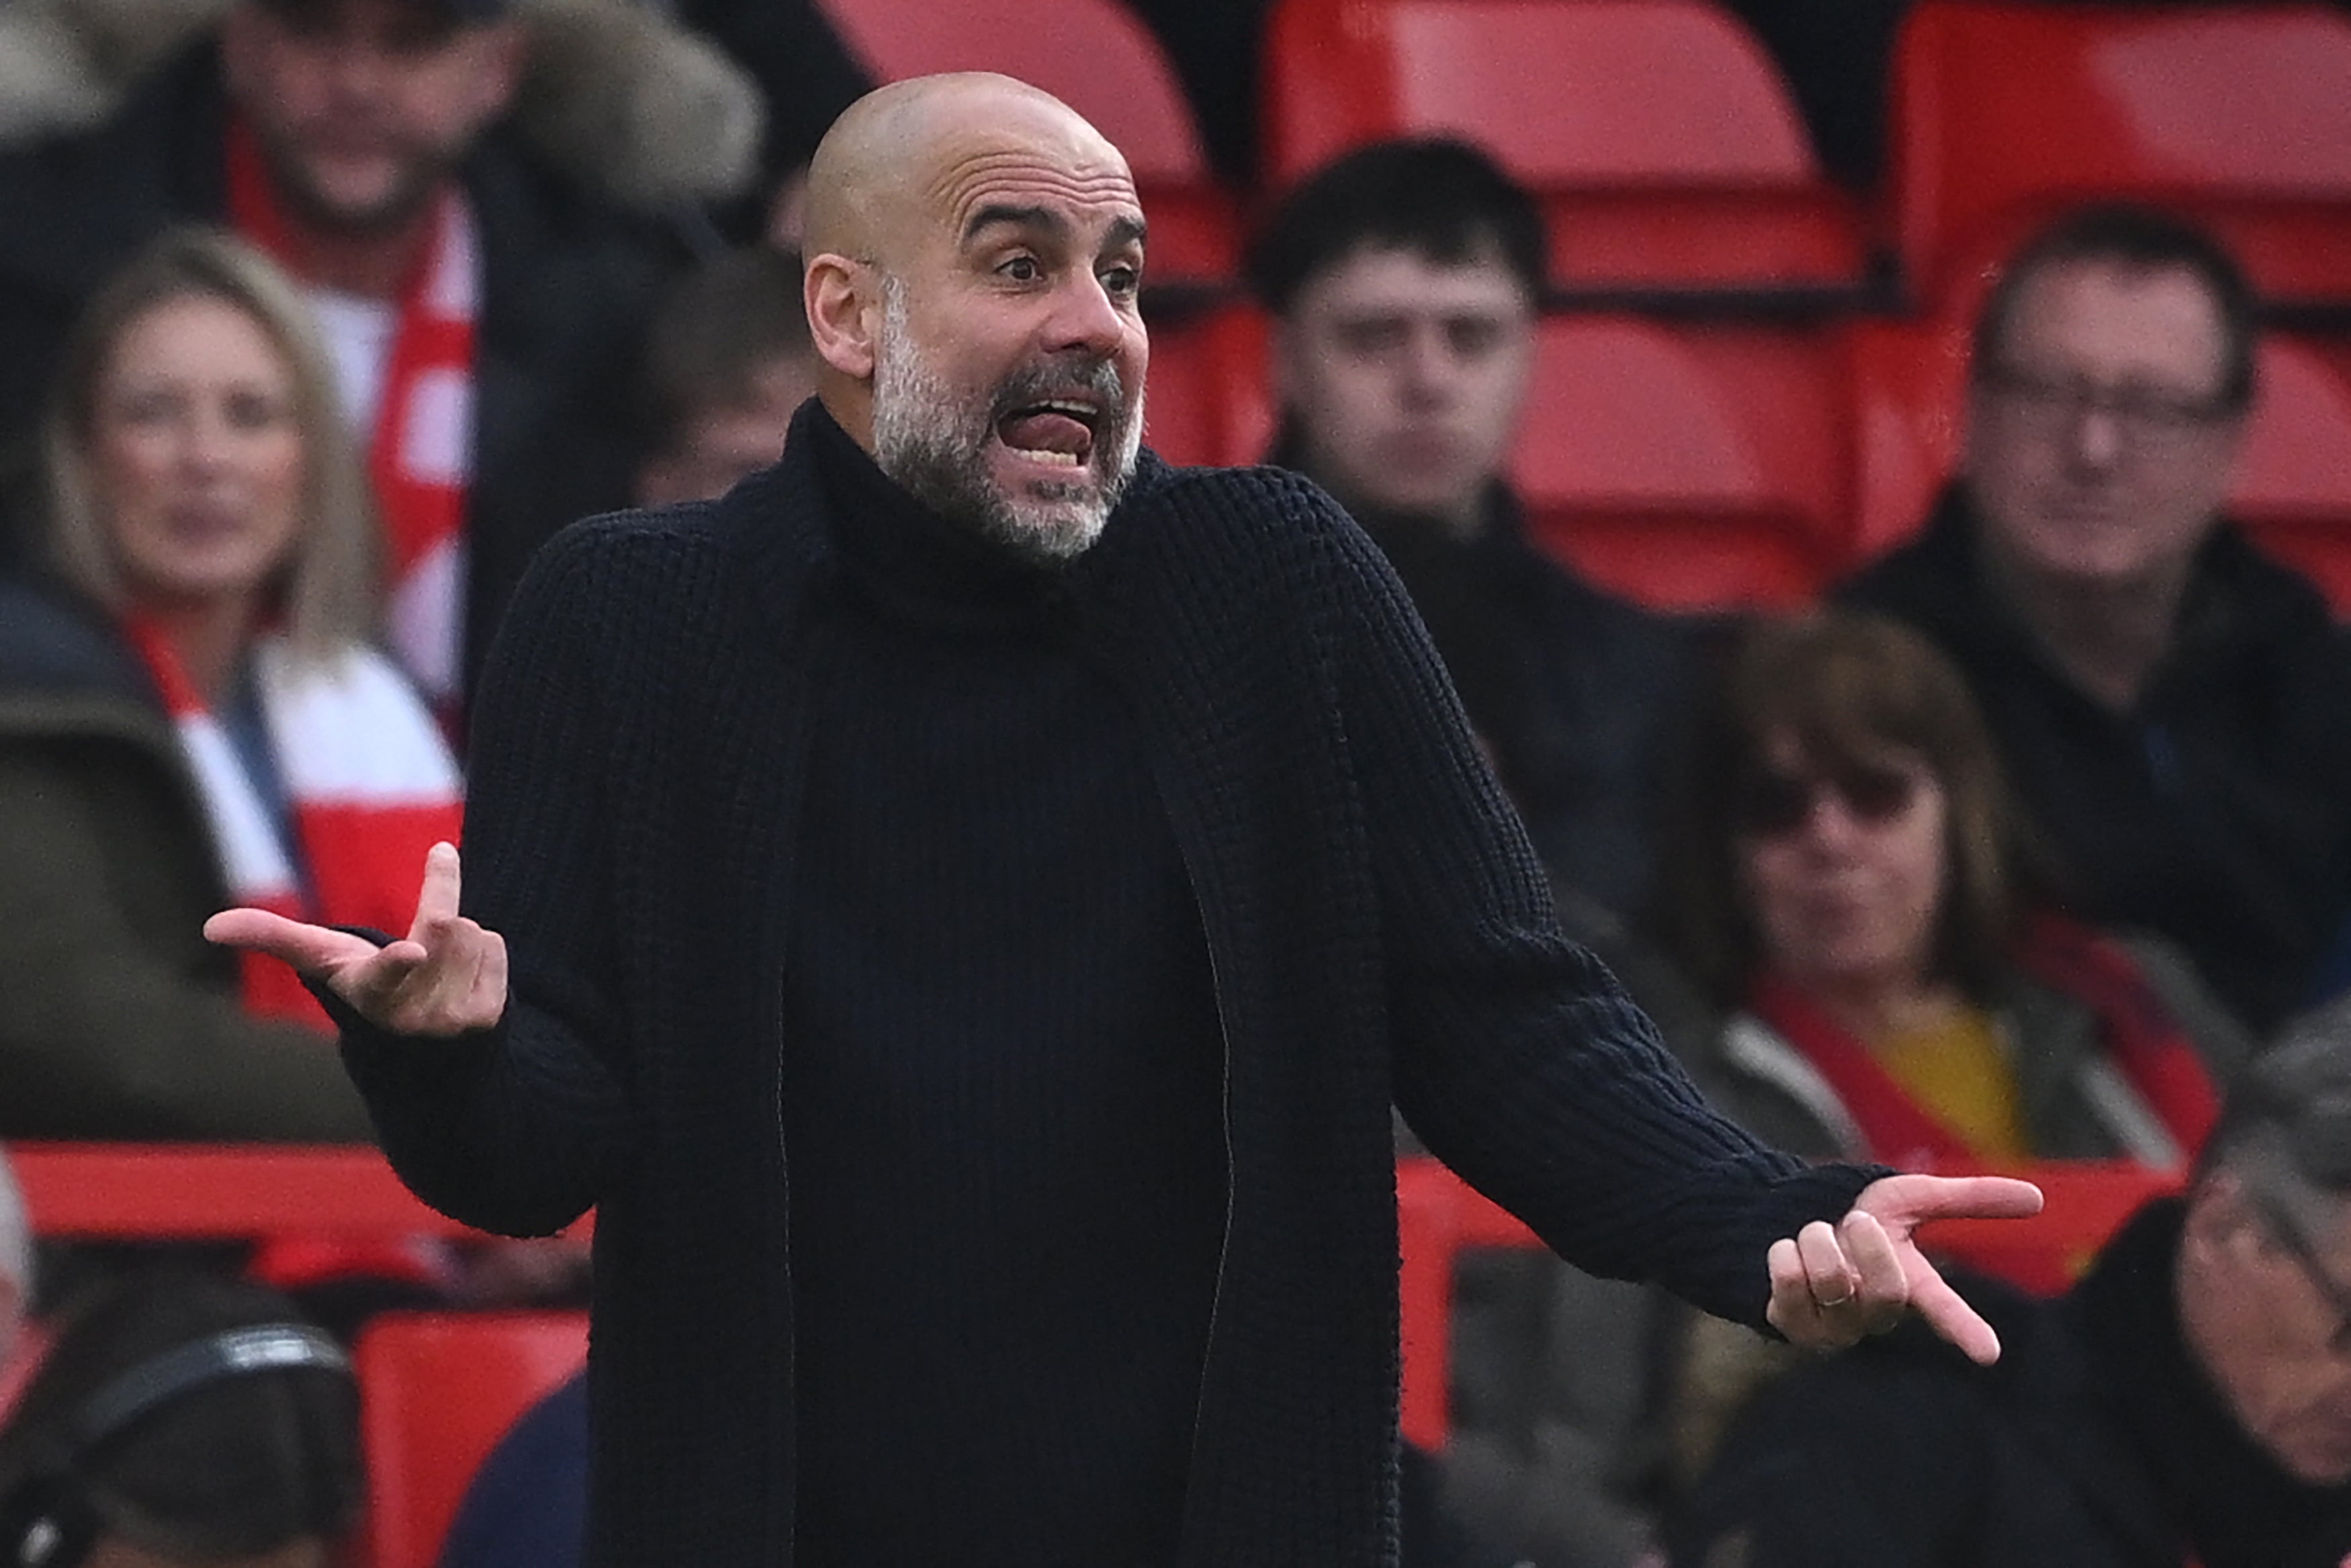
[1844,203,2351,1035]
[1669,1001,2351,1568]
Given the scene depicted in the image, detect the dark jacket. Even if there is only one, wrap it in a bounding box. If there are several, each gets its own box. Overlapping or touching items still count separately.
[1668,1199,2351,1568]
[1841,484,2351,1032]
[1284,470,1703,923]
[0,42,682,701]
[0,577,372,1141]
[332,410,1878,1567]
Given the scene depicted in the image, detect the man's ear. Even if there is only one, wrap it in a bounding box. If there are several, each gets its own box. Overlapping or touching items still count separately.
[806,255,878,381]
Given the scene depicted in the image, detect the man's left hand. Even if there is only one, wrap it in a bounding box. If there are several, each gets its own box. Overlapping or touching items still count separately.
[1765,1173,2043,1365]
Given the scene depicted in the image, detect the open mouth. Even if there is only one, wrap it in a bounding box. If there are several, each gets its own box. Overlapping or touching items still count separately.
[995,397,1101,469]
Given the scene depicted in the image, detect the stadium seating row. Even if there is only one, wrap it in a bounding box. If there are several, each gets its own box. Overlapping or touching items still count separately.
[1145,304,2351,610]
[815,0,2351,308]
[12,1144,2183,1568]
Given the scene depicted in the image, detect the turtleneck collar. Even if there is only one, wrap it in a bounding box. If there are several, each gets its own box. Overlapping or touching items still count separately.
[2066,1197,2351,1568]
[801,399,1083,639]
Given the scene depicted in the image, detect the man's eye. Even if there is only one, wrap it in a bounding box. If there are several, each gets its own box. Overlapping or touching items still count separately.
[1101,265,1141,299]
[1448,319,1505,356]
[1335,322,1407,357]
[1000,256,1043,283]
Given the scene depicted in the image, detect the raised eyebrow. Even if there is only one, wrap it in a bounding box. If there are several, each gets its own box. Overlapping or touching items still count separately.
[1104,214,1148,256]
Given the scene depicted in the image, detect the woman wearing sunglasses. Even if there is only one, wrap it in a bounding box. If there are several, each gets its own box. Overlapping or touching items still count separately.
[1657,608,2248,1174]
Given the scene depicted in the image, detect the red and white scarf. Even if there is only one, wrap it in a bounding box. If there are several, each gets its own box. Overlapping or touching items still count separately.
[128,618,464,1031]
[227,116,480,711]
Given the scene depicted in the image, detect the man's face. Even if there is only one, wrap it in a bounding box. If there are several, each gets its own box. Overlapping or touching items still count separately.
[221,0,523,235]
[1963,257,2247,600]
[2180,1180,2351,1485]
[1272,243,1535,531]
[865,115,1149,564]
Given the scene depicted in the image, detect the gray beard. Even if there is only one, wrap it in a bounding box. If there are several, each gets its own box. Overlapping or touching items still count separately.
[869,280,1142,566]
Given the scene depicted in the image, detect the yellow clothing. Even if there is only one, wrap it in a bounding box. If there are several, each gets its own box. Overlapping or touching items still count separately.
[1872,1008,2030,1161]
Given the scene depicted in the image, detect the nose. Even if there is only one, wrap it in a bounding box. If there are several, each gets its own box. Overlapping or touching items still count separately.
[2066,400,2127,472]
[1397,322,1456,405]
[1043,272,1131,362]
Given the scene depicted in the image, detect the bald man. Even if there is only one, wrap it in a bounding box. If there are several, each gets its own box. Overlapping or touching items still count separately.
[212,75,2037,1568]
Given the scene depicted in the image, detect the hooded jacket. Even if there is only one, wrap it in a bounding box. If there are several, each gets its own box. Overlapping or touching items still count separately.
[330,407,1881,1567]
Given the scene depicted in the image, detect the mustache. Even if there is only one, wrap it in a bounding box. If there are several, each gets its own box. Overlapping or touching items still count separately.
[989,356,1131,426]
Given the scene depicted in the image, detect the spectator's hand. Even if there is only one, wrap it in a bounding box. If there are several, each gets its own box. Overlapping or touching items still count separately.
[1765,1173,2043,1365]
[204,841,507,1037]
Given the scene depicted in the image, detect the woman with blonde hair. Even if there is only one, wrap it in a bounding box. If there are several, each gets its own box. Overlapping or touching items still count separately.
[0,225,459,1142]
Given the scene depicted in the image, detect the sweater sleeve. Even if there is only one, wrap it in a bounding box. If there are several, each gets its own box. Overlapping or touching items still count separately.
[1328,517,1881,1327]
[337,524,637,1236]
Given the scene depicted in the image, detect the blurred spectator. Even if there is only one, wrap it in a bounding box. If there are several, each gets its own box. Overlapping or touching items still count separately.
[0,0,692,712]
[1667,999,2351,1568]
[1434,608,2251,1568]
[1843,202,2351,1035]
[1658,610,2248,1174]
[633,246,816,506]
[0,227,441,1142]
[1248,137,1703,929]
[0,1270,361,1568]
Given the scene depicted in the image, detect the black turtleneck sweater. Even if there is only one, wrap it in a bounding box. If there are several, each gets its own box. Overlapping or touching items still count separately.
[779,414,1228,1563]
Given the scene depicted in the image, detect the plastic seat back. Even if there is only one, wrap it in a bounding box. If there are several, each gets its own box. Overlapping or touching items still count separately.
[1262,0,1865,293]
[1890,1,2351,310]
[357,1310,590,1568]
[1509,316,1849,607]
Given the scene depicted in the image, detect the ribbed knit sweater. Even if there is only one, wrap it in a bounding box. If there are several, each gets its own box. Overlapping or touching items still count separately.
[781,414,1226,1561]
[336,401,1879,1567]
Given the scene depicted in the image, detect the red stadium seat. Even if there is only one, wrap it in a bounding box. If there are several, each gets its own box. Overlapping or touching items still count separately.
[1844,316,1968,564]
[1261,0,1868,294]
[2231,338,2351,612]
[1507,316,1849,608]
[1888,2,2351,312]
[1846,320,2351,611]
[813,0,1240,289]
[1142,302,1275,468]
[356,1311,589,1568]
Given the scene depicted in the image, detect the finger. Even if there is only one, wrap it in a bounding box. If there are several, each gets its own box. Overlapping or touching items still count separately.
[203,909,378,976]
[1795,1219,1857,1309]
[1862,1172,2045,1228]
[408,841,463,943]
[1763,1236,1814,1341]
[1904,1257,2004,1366]
[1839,1209,1911,1334]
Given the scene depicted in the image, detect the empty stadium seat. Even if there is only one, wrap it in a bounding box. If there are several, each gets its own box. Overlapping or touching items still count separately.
[1261,0,1868,295]
[356,1310,589,1568]
[1888,2,2351,312]
[1507,316,1849,608]
[1141,301,1275,468]
[2230,338,2351,610]
[813,0,1240,290]
[1847,320,2351,610]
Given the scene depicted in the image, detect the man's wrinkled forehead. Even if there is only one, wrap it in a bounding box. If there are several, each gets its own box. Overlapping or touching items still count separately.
[899,99,1141,252]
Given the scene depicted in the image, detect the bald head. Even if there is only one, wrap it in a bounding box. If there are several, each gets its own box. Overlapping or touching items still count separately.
[804,74,1130,276]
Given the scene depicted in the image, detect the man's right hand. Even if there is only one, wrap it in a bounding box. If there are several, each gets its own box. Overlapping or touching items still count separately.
[205,841,508,1037]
